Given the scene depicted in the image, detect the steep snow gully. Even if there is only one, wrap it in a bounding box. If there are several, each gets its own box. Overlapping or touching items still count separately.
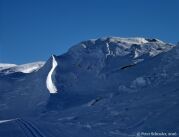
[46,55,58,93]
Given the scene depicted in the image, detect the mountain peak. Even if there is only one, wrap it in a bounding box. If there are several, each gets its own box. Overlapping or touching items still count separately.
[97,37,149,44]
[69,37,174,60]
[79,37,166,45]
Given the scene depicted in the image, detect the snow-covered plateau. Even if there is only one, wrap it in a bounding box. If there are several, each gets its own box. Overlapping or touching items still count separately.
[0,37,179,137]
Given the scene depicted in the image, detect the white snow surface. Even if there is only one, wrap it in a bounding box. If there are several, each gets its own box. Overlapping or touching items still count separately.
[0,62,45,74]
[70,37,174,60]
[107,37,149,44]
[0,63,17,71]
[46,55,58,93]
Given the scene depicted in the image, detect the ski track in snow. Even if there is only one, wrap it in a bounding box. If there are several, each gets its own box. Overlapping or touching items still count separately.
[46,56,58,93]
[0,118,46,137]
[16,118,46,137]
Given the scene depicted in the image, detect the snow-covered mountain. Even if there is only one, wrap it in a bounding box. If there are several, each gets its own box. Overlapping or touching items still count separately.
[0,63,17,71]
[0,61,45,74]
[0,37,179,137]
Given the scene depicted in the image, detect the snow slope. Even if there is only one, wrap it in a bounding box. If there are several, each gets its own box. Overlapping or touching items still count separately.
[0,37,178,137]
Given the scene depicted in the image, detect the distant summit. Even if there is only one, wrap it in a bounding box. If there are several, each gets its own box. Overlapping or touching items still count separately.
[69,37,174,59]
[0,62,45,74]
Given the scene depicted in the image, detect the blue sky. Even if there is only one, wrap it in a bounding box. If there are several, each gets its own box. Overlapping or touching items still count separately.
[0,0,179,64]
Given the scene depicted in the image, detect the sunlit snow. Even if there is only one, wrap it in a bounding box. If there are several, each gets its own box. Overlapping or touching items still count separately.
[46,55,58,93]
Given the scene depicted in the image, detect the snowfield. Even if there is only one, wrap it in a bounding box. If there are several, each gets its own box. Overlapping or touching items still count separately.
[0,37,178,137]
